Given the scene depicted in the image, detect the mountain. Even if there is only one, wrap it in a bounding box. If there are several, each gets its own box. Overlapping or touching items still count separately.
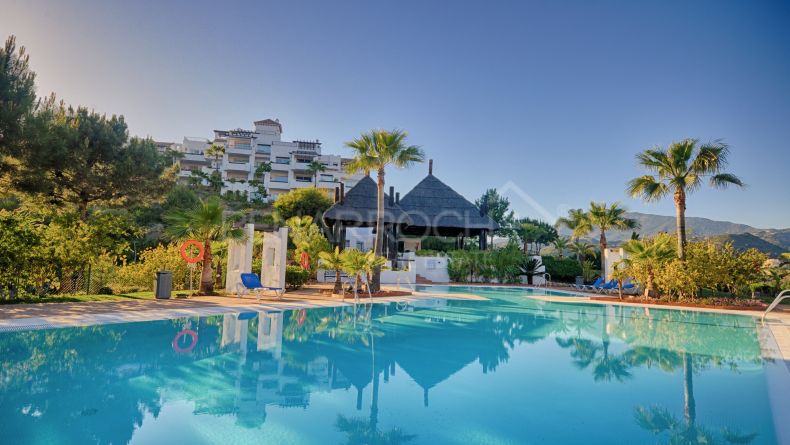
[623,212,756,238]
[557,211,789,256]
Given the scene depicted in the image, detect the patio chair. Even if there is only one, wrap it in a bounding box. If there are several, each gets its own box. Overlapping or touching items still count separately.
[598,279,618,294]
[582,277,604,291]
[237,273,284,301]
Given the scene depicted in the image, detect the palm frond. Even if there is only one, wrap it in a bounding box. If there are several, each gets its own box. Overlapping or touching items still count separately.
[709,172,744,189]
[626,175,668,202]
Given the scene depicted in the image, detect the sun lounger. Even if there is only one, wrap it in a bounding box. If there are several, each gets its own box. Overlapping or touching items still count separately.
[581,277,604,291]
[237,273,284,301]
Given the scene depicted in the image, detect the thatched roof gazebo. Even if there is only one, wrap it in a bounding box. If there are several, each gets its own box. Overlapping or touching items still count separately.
[398,160,498,248]
[323,160,498,252]
[323,176,411,228]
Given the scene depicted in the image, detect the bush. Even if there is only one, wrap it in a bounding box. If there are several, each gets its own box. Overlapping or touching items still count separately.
[420,236,458,252]
[415,249,443,257]
[274,188,332,221]
[285,265,309,290]
[96,286,114,295]
[113,243,196,293]
[542,256,582,282]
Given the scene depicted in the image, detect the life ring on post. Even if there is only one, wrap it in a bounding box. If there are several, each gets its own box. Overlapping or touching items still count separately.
[180,240,204,263]
[296,309,307,326]
[172,329,198,353]
[300,251,310,270]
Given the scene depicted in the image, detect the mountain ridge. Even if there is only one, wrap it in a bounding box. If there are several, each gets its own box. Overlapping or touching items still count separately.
[557,211,789,255]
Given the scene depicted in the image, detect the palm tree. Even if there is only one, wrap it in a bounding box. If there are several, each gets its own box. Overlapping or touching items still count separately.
[251,161,271,199]
[568,240,597,263]
[558,203,638,278]
[205,143,226,194]
[319,247,344,293]
[621,235,676,297]
[306,159,327,187]
[627,139,743,260]
[345,129,425,291]
[164,197,244,294]
[341,248,369,301]
[555,208,591,240]
[587,202,638,277]
[552,236,570,260]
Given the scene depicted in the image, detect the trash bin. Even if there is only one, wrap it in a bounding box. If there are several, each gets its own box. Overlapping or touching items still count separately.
[155,271,173,299]
[575,276,584,288]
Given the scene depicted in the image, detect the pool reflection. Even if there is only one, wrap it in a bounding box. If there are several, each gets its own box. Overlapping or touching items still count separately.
[0,295,776,445]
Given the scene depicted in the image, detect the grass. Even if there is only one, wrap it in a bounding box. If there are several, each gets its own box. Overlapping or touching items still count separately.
[0,291,158,305]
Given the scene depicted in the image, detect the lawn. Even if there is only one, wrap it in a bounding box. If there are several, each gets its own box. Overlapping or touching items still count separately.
[0,291,157,305]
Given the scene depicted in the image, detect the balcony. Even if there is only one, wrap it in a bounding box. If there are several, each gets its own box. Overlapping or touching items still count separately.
[256,145,271,154]
[224,161,250,172]
[269,176,289,184]
[182,153,207,163]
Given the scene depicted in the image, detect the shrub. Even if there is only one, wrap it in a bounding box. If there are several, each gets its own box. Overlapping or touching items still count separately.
[542,256,582,282]
[285,265,309,290]
[415,249,443,257]
[96,286,114,295]
[420,236,457,252]
[274,188,332,221]
[113,243,196,293]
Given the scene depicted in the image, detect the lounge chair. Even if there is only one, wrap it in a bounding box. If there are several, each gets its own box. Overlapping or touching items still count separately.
[237,273,284,301]
[598,279,618,293]
[606,280,636,295]
[581,277,604,291]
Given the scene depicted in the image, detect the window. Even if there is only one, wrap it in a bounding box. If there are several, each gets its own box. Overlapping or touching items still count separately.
[275,157,290,164]
[320,174,334,182]
[356,242,365,250]
[271,176,288,183]
[256,144,271,154]
[295,175,312,182]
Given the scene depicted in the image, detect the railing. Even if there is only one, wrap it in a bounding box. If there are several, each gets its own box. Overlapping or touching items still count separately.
[762,289,790,322]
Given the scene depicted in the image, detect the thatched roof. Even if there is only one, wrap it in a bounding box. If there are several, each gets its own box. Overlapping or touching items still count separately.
[323,176,412,226]
[398,174,499,236]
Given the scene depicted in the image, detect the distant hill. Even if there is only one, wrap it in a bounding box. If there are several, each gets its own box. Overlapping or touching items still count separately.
[708,233,787,257]
[557,211,789,256]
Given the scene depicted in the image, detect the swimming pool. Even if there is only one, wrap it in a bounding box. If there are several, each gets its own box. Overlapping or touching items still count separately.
[0,286,785,444]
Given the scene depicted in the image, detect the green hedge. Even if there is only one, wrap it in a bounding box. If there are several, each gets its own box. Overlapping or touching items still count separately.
[285,265,309,290]
[542,256,582,282]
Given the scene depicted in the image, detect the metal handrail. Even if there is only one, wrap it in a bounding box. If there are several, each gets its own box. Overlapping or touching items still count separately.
[762,289,790,323]
[543,273,552,288]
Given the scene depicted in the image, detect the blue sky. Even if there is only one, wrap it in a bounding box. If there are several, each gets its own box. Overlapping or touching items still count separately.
[3,0,789,228]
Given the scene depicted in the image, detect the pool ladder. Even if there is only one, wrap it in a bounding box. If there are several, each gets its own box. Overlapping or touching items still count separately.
[542,273,552,288]
[761,289,790,323]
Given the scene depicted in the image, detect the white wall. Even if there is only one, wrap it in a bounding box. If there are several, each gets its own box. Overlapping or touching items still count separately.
[603,248,625,279]
[414,256,450,283]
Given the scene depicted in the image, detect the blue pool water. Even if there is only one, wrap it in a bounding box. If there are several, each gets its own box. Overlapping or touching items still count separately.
[0,286,783,444]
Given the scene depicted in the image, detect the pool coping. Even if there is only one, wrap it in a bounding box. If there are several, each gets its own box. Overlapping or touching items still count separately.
[0,293,473,332]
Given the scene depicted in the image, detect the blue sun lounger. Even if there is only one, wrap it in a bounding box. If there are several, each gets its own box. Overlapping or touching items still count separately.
[237,273,284,301]
[580,277,604,291]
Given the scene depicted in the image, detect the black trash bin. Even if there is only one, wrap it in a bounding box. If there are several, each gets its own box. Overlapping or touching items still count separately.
[575,276,584,288]
[155,271,173,299]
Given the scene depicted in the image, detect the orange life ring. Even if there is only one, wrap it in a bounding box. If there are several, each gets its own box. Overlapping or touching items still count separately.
[297,309,307,326]
[300,251,310,270]
[172,329,198,353]
[180,240,204,263]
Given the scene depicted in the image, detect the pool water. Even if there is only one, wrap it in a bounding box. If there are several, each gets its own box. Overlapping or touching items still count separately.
[0,286,782,444]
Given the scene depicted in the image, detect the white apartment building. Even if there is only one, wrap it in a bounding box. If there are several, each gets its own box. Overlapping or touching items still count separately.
[173,119,363,201]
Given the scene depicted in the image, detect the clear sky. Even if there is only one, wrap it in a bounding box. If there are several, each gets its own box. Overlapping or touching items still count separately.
[3,0,789,228]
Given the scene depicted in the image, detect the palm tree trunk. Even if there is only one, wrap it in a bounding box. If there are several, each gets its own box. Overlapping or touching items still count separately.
[674,190,687,260]
[200,240,214,294]
[683,352,696,425]
[372,168,385,292]
[334,268,342,293]
[599,230,607,279]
